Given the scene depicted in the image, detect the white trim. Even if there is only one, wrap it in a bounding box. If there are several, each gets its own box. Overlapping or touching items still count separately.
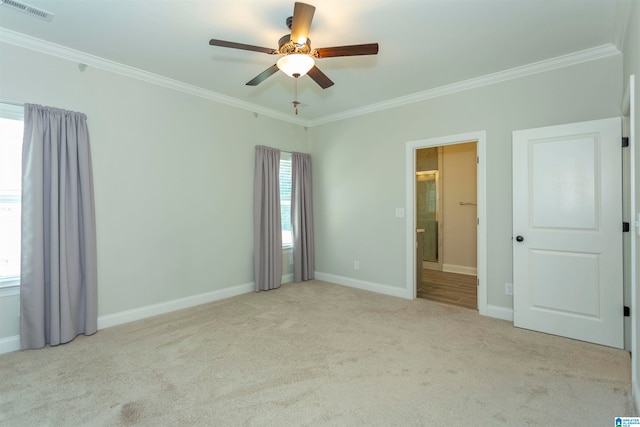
[0,281,515,356]
[0,335,20,355]
[97,282,253,329]
[314,271,408,299]
[405,131,488,316]
[0,284,19,297]
[0,29,620,129]
[0,28,306,127]
[314,271,513,323]
[631,74,637,414]
[281,273,294,284]
[442,264,477,276]
[308,45,620,126]
[0,102,24,120]
[624,74,637,413]
[1,282,256,355]
[486,305,514,322]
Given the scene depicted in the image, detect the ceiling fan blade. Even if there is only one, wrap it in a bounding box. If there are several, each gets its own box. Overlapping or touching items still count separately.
[209,39,277,55]
[314,43,379,58]
[290,2,316,45]
[246,64,280,86]
[307,66,334,89]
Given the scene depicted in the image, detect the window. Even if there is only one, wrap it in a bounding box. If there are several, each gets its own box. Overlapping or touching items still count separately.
[0,104,24,287]
[279,153,292,248]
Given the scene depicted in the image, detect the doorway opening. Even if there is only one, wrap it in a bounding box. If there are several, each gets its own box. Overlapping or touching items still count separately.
[405,131,487,316]
[416,143,477,309]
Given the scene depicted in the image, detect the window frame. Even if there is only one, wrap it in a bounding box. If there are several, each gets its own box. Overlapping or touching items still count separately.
[0,103,24,289]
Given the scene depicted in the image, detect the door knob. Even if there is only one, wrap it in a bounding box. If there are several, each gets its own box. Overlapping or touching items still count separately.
[515,235,524,242]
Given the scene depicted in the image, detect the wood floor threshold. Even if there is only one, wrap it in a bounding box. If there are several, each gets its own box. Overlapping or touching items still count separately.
[418,269,478,310]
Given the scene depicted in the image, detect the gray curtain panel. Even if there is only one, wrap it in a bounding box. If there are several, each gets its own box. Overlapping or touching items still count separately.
[291,152,315,282]
[20,104,98,350]
[253,145,283,291]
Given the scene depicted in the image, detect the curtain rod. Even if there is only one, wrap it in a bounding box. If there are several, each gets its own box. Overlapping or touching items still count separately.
[280,150,311,156]
[257,145,309,156]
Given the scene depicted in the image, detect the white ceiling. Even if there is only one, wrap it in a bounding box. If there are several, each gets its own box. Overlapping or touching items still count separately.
[0,0,624,124]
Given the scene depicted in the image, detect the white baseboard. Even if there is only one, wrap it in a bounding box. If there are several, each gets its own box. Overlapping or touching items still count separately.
[1,282,255,355]
[1,278,512,356]
[314,272,409,299]
[0,335,20,354]
[97,282,254,330]
[442,264,477,276]
[486,304,514,322]
[281,273,294,284]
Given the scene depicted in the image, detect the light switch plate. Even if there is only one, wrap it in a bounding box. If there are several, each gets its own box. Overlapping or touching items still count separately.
[395,208,405,218]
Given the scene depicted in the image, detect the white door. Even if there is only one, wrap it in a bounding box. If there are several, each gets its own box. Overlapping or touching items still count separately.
[512,117,623,348]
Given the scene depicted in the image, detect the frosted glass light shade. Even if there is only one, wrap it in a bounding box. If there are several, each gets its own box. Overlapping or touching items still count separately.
[277,54,315,77]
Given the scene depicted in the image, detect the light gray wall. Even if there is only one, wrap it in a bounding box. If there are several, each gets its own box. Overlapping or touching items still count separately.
[621,0,640,406]
[0,42,309,341]
[0,35,627,345]
[309,54,622,309]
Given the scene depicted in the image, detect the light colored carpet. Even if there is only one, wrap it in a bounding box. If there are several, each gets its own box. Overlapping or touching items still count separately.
[0,280,635,426]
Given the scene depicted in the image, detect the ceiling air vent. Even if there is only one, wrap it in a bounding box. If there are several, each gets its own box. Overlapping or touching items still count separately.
[0,0,54,22]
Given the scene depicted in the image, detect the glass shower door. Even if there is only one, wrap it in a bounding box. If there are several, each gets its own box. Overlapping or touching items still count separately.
[416,171,438,263]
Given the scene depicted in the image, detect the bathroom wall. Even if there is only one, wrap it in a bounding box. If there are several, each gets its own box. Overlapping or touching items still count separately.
[441,142,478,274]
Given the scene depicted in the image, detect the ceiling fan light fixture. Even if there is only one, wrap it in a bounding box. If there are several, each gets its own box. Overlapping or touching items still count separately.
[209,2,377,89]
[277,54,314,78]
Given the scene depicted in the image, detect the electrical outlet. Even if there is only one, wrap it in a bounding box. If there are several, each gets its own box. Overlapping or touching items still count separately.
[289,255,293,265]
[505,283,513,296]
[354,260,360,270]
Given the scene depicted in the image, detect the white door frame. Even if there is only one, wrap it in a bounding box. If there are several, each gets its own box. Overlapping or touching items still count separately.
[405,131,487,316]
[622,75,637,396]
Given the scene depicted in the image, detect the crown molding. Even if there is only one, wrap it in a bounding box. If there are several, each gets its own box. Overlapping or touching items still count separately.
[0,28,620,128]
[0,102,24,120]
[307,44,621,127]
[0,28,310,126]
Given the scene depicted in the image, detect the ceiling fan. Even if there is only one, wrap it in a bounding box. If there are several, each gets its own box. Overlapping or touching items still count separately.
[208,2,379,89]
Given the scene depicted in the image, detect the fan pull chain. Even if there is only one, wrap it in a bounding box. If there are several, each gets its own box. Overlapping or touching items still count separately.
[293,76,299,115]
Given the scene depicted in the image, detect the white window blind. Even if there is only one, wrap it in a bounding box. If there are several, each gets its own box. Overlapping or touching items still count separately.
[0,104,24,287]
[279,153,292,248]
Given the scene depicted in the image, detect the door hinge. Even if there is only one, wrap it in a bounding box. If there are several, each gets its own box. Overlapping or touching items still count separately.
[623,222,630,232]
[477,156,479,164]
[624,306,630,317]
[622,137,629,147]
